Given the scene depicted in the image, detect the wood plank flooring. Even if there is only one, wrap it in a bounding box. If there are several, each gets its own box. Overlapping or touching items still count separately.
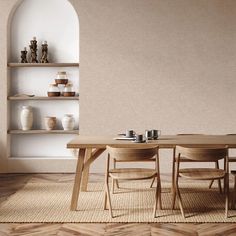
[1,173,236,236]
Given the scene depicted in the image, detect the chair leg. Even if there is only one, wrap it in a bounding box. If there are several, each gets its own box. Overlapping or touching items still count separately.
[176,183,185,218]
[153,177,160,218]
[112,179,115,194]
[171,169,183,216]
[158,178,162,210]
[171,155,177,210]
[218,179,222,194]
[209,161,222,193]
[209,178,223,193]
[216,161,222,193]
[105,177,113,218]
[232,175,236,210]
[171,184,176,210]
[115,180,119,189]
[209,180,214,189]
[171,157,175,194]
[225,175,229,218]
[104,191,107,210]
[112,179,120,193]
[112,160,119,193]
[150,177,155,188]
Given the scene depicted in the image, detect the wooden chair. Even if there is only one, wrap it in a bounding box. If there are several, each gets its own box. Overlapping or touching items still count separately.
[171,134,222,193]
[172,145,229,218]
[113,156,156,193]
[104,145,161,218]
[209,134,236,190]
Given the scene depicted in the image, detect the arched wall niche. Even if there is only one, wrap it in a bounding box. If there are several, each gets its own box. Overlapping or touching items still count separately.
[8,0,79,62]
[6,0,22,60]
[4,0,80,173]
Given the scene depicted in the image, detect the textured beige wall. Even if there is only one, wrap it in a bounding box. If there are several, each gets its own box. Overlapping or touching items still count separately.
[1,0,236,173]
[77,0,236,136]
[76,0,236,172]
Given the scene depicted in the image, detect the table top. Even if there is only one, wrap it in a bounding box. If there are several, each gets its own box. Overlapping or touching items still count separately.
[67,135,236,149]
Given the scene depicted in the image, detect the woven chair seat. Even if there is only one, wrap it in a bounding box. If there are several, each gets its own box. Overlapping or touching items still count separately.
[179,168,225,180]
[109,168,156,180]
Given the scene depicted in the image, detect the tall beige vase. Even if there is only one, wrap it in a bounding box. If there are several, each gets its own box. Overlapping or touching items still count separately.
[20,105,33,130]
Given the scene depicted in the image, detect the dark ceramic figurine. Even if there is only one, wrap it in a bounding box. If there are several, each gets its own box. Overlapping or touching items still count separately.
[40,41,49,63]
[29,37,38,63]
[20,47,28,63]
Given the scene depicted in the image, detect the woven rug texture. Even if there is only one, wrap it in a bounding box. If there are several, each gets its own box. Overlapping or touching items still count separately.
[0,181,235,223]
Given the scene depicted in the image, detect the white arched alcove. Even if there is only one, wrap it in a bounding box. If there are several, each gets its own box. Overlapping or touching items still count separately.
[11,0,79,62]
[7,0,80,172]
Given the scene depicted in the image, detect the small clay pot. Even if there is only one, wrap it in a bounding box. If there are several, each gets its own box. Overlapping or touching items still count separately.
[44,117,56,130]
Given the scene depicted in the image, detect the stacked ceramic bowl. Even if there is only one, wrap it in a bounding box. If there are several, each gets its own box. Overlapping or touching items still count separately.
[47,71,76,97]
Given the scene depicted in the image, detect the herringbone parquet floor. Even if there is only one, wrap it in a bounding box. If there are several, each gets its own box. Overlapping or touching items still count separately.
[1,173,236,236]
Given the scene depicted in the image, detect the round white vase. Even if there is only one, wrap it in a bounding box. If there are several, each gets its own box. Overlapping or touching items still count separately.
[62,114,75,130]
[20,105,33,130]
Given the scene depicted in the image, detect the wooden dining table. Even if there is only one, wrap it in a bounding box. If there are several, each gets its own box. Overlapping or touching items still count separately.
[67,134,236,210]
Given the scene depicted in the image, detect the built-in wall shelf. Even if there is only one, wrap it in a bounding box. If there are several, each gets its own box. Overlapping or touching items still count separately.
[8,130,79,134]
[7,63,79,67]
[4,0,80,173]
[8,96,79,101]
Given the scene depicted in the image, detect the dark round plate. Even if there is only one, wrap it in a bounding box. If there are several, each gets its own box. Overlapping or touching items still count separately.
[118,133,135,138]
[132,140,146,143]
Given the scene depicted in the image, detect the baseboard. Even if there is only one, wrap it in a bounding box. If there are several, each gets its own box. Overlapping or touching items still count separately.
[6,157,77,173]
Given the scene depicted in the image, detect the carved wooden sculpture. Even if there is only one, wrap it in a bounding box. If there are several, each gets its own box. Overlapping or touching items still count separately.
[40,41,49,63]
[20,47,28,63]
[29,37,38,63]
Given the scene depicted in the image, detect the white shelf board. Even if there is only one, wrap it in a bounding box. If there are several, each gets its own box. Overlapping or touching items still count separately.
[8,96,79,101]
[8,130,79,134]
[8,62,79,67]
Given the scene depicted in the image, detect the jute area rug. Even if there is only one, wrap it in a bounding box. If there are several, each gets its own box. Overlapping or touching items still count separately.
[0,181,236,223]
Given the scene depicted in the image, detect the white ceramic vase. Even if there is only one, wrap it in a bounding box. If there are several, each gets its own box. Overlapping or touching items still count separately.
[62,114,75,130]
[20,105,33,130]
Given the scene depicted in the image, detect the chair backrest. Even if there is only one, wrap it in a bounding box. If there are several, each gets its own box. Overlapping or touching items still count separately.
[106,145,158,161]
[175,145,228,162]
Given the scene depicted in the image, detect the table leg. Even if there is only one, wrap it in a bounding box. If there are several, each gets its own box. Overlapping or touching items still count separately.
[70,148,86,211]
[81,148,92,191]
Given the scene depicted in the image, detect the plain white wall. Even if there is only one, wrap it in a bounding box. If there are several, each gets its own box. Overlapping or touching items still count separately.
[10,0,79,158]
